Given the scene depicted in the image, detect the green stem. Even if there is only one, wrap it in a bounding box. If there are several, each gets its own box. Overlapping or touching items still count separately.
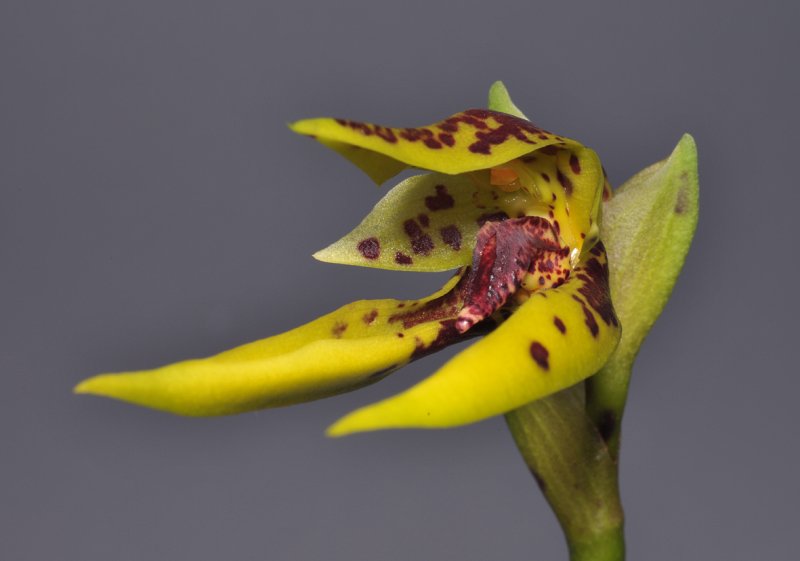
[568,526,626,561]
[506,385,625,561]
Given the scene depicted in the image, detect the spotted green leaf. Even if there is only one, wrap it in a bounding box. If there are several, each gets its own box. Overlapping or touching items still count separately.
[327,246,621,435]
[75,275,471,416]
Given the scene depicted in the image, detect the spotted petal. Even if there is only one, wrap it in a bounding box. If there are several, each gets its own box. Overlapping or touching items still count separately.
[327,244,620,435]
[486,81,606,253]
[290,110,579,183]
[315,172,537,272]
[75,274,484,416]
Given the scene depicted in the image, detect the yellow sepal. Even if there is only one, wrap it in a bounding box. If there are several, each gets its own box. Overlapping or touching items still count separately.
[327,245,620,436]
[290,110,579,183]
[75,275,467,416]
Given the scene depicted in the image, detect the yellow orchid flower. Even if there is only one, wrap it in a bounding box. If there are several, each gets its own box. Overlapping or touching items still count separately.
[75,85,622,437]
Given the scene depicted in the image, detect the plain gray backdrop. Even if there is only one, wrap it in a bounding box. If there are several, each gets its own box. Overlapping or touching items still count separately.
[2,1,798,559]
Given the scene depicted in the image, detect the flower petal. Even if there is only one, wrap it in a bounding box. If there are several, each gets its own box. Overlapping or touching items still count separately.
[486,82,606,253]
[506,146,605,253]
[315,172,535,272]
[75,274,482,416]
[327,244,620,436]
[290,110,578,183]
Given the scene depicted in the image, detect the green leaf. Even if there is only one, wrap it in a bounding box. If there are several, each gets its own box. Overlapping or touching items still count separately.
[586,134,699,456]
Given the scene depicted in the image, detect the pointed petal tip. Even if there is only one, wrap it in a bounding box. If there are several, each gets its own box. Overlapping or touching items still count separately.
[73,374,110,396]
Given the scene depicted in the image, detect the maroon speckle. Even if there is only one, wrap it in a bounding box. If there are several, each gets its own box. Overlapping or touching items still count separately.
[557,170,573,196]
[357,237,380,259]
[438,133,455,146]
[529,342,550,370]
[573,295,600,337]
[440,225,462,251]
[569,153,581,174]
[373,125,397,143]
[363,309,378,325]
[404,219,423,239]
[553,316,566,334]
[466,110,547,154]
[417,213,430,228]
[403,219,435,256]
[395,252,413,265]
[332,322,348,338]
[411,234,434,255]
[396,332,404,338]
[575,249,618,328]
[541,172,551,182]
[425,184,455,211]
[539,145,560,156]
[424,138,443,149]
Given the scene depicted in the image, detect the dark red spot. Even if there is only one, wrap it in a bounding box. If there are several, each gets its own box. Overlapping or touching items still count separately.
[396,332,404,338]
[569,153,581,174]
[438,133,455,146]
[403,219,434,255]
[417,213,430,228]
[424,138,442,149]
[373,125,397,143]
[529,342,550,370]
[440,225,462,251]
[425,185,455,211]
[411,234,434,255]
[573,295,600,337]
[332,322,348,338]
[394,252,413,265]
[539,145,559,155]
[575,247,618,328]
[357,237,380,259]
[553,316,566,334]
[362,309,378,325]
[403,218,423,239]
[557,170,573,196]
[541,172,551,182]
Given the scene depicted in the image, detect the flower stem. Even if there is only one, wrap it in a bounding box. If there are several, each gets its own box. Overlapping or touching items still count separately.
[505,385,625,561]
[568,526,625,561]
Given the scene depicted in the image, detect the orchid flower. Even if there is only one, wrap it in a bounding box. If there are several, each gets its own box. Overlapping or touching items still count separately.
[75,85,622,437]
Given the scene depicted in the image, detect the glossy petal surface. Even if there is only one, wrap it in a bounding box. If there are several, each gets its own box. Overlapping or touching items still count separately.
[76,275,479,416]
[328,244,620,435]
[290,110,578,182]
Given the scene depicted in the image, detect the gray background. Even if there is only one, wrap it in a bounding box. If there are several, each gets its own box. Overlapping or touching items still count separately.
[2,1,797,559]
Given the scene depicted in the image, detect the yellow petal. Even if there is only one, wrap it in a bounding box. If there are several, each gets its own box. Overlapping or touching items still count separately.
[315,172,537,272]
[75,274,472,416]
[507,146,605,253]
[327,244,620,436]
[290,110,579,183]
